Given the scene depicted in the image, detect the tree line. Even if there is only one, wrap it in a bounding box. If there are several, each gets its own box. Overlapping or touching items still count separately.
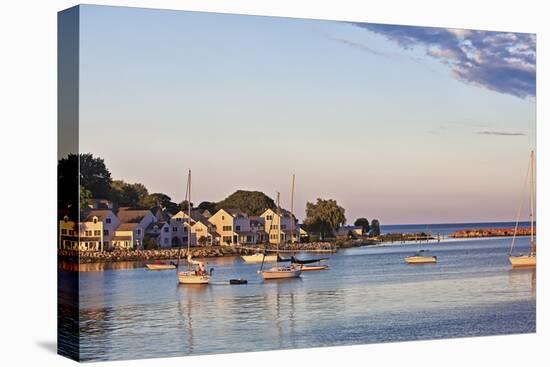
[58,154,380,237]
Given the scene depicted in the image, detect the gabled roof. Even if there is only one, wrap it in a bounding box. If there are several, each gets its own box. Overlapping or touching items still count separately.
[146,221,168,231]
[117,209,152,223]
[116,223,140,231]
[81,209,115,222]
[224,208,247,218]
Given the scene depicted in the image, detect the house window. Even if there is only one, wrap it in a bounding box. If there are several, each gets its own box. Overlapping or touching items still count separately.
[93,217,98,224]
[267,215,273,220]
[223,225,232,231]
[104,230,109,236]
[176,218,182,222]
[222,236,232,243]
[236,225,241,231]
[281,225,287,230]
[137,229,141,235]
[222,216,225,220]
[164,227,169,233]
[63,215,69,222]
[61,229,67,235]
[94,230,101,236]
[106,218,111,224]
[85,230,92,236]
[173,227,177,232]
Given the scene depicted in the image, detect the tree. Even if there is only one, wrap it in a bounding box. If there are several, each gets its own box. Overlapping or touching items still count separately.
[198,236,208,246]
[80,186,92,209]
[179,200,194,212]
[143,237,159,250]
[110,180,149,208]
[303,198,346,240]
[216,190,276,216]
[370,219,381,237]
[58,153,112,214]
[198,201,217,214]
[354,218,370,234]
[79,153,113,199]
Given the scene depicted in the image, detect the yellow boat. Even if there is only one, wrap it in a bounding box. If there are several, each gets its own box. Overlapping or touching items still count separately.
[405,251,437,264]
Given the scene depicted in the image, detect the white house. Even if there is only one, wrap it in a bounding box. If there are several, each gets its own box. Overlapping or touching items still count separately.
[260,208,300,244]
[81,210,120,250]
[114,209,156,250]
[145,221,171,248]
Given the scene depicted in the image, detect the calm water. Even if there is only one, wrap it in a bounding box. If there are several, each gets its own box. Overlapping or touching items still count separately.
[59,235,536,361]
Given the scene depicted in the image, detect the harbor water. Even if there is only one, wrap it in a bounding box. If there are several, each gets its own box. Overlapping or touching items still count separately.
[59,234,536,361]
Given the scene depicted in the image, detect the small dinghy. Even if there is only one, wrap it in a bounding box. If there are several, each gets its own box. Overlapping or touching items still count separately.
[229,279,248,285]
[405,250,437,264]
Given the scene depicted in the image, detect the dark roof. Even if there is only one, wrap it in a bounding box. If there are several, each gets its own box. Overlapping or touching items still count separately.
[146,221,168,231]
[116,223,140,231]
[224,208,247,218]
[117,209,151,223]
[81,210,114,222]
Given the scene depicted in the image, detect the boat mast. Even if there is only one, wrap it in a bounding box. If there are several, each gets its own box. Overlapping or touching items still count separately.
[290,174,295,244]
[530,150,535,251]
[276,191,281,267]
[187,169,192,268]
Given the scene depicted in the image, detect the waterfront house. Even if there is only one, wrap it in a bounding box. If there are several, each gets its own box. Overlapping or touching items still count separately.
[208,208,256,245]
[115,208,156,249]
[82,209,120,250]
[145,221,171,248]
[190,219,218,246]
[59,215,78,250]
[249,216,267,243]
[260,208,300,244]
[77,212,105,251]
[336,225,363,239]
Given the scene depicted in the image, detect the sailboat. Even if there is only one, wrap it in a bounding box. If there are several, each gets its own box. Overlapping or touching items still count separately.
[260,191,302,280]
[509,150,536,268]
[241,249,278,264]
[177,170,212,284]
[287,174,330,271]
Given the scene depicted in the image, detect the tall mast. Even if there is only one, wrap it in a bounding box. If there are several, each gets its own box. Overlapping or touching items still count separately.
[276,191,281,266]
[290,174,295,244]
[187,169,192,254]
[530,151,535,245]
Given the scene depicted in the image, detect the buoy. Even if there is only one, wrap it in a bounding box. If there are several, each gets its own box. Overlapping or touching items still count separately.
[229,279,248,285]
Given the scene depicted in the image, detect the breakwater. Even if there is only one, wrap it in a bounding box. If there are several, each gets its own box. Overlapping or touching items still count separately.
[449,227,534,238]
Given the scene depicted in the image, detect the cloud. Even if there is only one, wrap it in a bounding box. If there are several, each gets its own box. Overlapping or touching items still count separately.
[352,23,536,99]
[477,131,526,136]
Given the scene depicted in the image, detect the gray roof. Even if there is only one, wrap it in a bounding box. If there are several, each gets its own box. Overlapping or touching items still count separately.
[117,209,151,223]
[81,210,114,222]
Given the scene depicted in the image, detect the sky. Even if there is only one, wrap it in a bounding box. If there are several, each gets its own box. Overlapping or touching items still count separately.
[77,5,536,225]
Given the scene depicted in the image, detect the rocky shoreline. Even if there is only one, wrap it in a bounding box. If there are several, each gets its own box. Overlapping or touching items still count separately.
[58,240,379,264]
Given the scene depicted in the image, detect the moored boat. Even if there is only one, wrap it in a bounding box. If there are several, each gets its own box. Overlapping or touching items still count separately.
[176,170,213,285]
[241,253,278,263]
[145,262,176,270]
[260,189,301,280]
[509,150,536,268]
[405,250,437,264]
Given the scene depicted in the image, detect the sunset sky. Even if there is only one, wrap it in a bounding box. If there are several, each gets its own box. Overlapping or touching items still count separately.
[78,5,536,224]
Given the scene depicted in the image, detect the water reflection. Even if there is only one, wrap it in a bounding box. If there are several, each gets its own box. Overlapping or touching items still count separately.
[508,268,536,297]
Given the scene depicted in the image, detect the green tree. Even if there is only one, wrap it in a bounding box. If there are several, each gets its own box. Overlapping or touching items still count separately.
[110,180,149,207]
[370,219,381,237]
[79,153,113,199]
[216,190,276,216]
[143,237,158,250]
[198,236,208,246]
[80,186,92,209]
[303,198,346,240]
[198,201,217,214]
[354,218,370,234]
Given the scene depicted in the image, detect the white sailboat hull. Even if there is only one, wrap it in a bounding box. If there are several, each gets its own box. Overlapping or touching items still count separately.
[508,255,536,268]
[177,271,211,284]
[261,266,302,279]
[145,263,176,270]
[241,254,278,263]
[300,264,329,271]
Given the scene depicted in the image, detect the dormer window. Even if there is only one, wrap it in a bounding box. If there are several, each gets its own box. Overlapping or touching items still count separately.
[106,218,111,224]
[63,215,68,223]
[93,216,98,224]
